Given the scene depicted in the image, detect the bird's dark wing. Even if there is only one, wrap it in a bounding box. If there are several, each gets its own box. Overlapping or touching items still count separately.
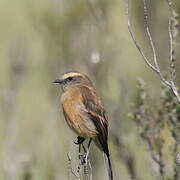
[79,85,109,154]
[76,86,113,180]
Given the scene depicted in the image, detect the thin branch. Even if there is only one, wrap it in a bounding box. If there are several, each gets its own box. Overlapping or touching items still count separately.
[170,82,180,102]
[126,0,159,72]
[88,160,92,180]
[166,0,174,81]
[67,153,81,180]
[143,0,160,71]
[166,0,180,102]
[67,145,92,180]
[143,0,174,88]
[126,0,180,102]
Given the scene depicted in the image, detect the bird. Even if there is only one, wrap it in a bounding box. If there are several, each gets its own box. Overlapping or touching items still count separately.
[53,71,113,180]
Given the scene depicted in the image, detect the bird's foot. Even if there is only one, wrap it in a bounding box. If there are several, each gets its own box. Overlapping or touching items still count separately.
[74,136,85,145]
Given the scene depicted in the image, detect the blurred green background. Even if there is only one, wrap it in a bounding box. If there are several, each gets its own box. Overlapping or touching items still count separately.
[0,0,180,179]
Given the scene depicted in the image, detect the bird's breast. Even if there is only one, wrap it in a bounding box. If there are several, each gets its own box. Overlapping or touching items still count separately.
[61,89,98,137]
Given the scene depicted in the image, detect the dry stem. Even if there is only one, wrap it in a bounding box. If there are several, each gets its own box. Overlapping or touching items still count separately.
[126,0,180,102]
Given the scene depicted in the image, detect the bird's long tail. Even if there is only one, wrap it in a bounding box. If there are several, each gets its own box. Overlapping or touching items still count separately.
[103,151,113,180]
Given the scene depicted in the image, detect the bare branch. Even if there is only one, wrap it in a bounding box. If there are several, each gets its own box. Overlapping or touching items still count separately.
[67,147,92,180]
[143,0,175,87]
[166,0,180,102]
[127,0,180,102]
[166,0,174,81]
[67,153,81,180]
[84,150,92,180]
[126,0,159,72]
[143,0,159,71]
[143,0,172,85]
[87,160,92,180]
[170,81,180,102]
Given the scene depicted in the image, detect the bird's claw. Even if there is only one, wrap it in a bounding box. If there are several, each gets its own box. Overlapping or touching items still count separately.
[74,136,85,145]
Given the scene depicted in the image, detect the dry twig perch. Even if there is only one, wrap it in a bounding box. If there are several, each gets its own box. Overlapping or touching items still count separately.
[67,147,92,180]
[126,0,180,102]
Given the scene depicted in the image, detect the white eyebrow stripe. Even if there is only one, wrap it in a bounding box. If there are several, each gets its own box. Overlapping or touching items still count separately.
[62,72,83,79]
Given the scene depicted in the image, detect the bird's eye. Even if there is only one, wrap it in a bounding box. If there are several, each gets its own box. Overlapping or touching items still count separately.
[67,77,73,81]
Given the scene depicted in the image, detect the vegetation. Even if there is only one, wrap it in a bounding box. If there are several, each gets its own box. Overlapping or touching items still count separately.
[0,0,179,179]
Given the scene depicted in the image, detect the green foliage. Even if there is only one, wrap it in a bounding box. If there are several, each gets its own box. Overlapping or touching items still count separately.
[0,0,179,179]
[131,80,180,179]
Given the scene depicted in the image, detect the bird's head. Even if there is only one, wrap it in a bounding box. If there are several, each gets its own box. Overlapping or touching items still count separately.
[53,72,93,91]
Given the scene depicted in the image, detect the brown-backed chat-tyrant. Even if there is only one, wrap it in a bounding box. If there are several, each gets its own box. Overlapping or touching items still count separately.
[53,72,113,180]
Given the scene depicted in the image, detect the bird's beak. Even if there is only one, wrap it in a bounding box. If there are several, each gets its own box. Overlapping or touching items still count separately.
[53,79,63,84]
